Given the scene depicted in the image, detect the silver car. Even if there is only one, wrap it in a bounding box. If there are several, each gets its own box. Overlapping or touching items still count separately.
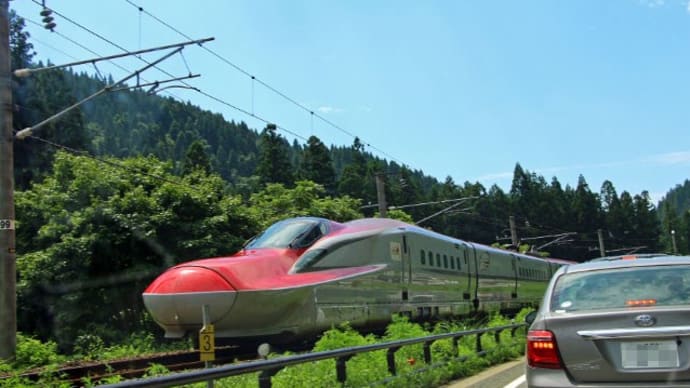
[526,254,690,387]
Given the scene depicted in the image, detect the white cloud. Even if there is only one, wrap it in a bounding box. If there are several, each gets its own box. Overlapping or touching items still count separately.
[640,0,664,7]
[473,171,514,182]
[317,106,344,114]
[647,151,690,165]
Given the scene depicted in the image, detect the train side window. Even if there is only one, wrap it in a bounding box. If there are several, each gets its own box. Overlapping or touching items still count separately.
[420,249,426,265]
[436,253,441,267]
[456,257,462,270]
[429,252,434,267]
[443,254,448,268]
[450,255,455,269]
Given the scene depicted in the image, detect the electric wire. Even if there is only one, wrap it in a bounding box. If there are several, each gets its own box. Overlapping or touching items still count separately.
[195,89,308,142]
[123,0,405,166]
[26,2,308,143]
[24,3,185,100]
[27,0,403,168]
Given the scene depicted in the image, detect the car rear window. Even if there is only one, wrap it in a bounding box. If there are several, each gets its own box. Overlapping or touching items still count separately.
[550,265,690,312]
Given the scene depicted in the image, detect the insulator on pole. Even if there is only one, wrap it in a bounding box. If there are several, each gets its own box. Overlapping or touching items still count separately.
[40,8,56,31]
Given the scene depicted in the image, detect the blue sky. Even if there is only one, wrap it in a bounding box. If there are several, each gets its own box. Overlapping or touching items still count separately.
[11,0,690,204]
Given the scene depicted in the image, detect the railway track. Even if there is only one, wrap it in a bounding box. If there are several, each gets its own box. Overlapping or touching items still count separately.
[1,346,255,386]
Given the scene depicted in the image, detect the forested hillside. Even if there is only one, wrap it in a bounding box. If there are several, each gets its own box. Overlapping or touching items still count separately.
[7,10,690,352]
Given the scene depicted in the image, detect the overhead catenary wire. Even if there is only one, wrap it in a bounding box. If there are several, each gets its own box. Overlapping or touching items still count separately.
[24,2,308,143]
[122,0,405,166]
[25,0,405,170]
[19,13,184,99]
[19,8,312,162]
[22,4,187,100]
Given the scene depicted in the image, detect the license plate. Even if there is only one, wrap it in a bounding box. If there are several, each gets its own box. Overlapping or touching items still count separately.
[621,340,679,369]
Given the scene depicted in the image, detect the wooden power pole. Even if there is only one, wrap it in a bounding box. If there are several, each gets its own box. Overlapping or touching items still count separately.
[0,0,16,360]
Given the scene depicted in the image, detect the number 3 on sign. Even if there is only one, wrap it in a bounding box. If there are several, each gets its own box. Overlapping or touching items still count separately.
[199,324,215,361]
[0,220,14,230]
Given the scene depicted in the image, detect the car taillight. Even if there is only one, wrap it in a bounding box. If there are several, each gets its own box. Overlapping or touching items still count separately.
[626,299,656,306]
[527,330,562,369]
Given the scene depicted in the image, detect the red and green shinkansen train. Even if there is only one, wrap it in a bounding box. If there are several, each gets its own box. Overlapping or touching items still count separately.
[143,217,573,344]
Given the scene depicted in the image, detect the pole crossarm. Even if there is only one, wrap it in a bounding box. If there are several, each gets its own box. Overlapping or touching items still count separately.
[389,196,478,211]
[534,233,578,251]
[604,246,648,255]
[415,200,475,226]
[13,37,214,78]
[15,40,202,140]
[109,73,201,94]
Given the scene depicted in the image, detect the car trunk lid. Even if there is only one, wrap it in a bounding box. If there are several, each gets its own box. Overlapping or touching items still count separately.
[546,309,690,384]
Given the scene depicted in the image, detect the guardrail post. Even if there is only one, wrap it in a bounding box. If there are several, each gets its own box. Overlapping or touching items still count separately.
[423,341,432,364]
[511,325,520,338]
[475,332,483,354]
[258,367,282,388]
[387,347,400,376]
[494,328,503,344]
[452,336,461,356]
[336,355,353,383]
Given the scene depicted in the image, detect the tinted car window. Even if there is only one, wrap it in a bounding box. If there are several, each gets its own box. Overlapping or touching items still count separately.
[550,265,690,312]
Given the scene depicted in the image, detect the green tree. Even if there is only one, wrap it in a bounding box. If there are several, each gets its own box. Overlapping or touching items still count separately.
[631,191,660,252]
[182,139,211,175]
[571,175,603,233]
[660,200,680,253]
[337,137,368,201]
[299,135,336,192]
[248,180,362,229]
[255,125,294,186]
[9,10,34,71]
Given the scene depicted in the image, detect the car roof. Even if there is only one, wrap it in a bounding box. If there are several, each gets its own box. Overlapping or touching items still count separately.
[560,254,690,275]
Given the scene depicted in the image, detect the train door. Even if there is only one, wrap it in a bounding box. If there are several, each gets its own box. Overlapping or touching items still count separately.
[511,255,519,298]
[400,234,411,302]
[464,243,479,310]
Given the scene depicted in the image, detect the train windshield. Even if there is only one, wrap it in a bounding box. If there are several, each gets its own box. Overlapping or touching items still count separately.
[244,218,328,249]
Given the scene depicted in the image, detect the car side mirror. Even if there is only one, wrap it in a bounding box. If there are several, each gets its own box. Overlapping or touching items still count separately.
[525,310,537,325]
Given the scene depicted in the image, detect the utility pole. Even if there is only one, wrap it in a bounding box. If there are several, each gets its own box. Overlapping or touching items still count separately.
[509,216,518,247]
[671,230,678,254]
[0,0,16,360]
[597,229,606,257]
[375,172,387,218]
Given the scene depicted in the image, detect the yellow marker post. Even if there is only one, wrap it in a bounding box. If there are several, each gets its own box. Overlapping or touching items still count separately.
[200,305,215,388]
[199,323,215,361]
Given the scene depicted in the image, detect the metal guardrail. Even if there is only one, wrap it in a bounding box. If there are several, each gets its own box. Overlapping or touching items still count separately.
[105,322,527,388]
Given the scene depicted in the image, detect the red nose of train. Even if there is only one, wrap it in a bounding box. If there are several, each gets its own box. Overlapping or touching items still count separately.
[143,266,237,338]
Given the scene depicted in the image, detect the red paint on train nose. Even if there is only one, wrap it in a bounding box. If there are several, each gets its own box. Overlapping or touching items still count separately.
[143,266,238,337]
[145,266,236,294]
